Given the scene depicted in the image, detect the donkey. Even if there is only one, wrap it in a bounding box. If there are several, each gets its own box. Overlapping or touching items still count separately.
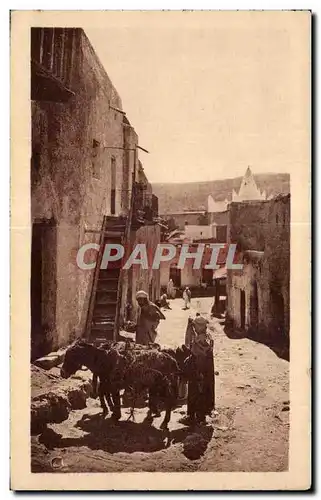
[60,340,121,419]
[105,348,181,430]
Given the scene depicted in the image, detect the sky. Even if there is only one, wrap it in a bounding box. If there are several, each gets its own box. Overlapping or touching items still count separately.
[85,11,309,184]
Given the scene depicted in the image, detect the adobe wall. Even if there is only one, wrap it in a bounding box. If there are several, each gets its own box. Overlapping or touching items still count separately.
[31,30,130,353]
[226,195,290,347]
[125,224,161,322]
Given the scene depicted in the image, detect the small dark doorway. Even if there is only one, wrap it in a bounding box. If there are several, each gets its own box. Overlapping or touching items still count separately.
[271,287,285,335]
[202,268,213,286]
[250,281,259,330]
[31,220,57,361]
[110,157,116,215]
[31,224,43,334]
[240,289,246,329]
[170,266,181,288]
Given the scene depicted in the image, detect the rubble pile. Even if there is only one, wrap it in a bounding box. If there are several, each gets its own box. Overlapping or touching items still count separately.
[31,365,92,434]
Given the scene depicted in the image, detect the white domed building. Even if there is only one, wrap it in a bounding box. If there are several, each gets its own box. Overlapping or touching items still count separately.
[232,166,268,202]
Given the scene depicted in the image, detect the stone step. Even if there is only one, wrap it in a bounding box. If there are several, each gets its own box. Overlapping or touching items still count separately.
[92,317,115,328]
[96,280,119,292]
[99,269,121,279]
[106,215,127,223]
[94,302,117,315]
[96,290,118,304]
[103,230,124,239]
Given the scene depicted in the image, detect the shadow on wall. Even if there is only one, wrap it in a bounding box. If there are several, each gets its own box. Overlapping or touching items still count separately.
[224,318,289,362]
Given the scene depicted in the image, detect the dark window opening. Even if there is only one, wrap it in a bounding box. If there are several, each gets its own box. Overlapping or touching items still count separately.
[92,140,101,179]
[216,225,227,243]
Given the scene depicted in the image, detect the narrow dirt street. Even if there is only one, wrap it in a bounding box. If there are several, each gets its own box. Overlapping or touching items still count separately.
[31,297,289,473]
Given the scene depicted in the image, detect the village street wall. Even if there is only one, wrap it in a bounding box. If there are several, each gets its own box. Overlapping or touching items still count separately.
[125,224,161,322]
[160,212,206,230]
[31,29,131,356]
[226,195,290,347]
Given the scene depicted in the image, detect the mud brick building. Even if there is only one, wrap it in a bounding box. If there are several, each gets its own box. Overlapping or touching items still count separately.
[160,210,207,231]
[31,28,159,359]
[159,238,229,297]
[226,194,290,356]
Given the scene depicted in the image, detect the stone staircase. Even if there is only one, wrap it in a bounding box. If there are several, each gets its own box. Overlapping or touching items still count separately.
[88,215,127,344]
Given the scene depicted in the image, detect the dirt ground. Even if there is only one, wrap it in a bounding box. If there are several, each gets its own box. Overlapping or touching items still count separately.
[31,297,289,473]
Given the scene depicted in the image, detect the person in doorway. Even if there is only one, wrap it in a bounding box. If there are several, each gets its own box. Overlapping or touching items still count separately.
[167,279,175,299]
[181,314,215,425]
[182,286,192,310]
[135,290,166,345]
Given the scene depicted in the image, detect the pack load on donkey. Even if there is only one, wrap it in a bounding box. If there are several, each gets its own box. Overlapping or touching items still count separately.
[61,339,190,430]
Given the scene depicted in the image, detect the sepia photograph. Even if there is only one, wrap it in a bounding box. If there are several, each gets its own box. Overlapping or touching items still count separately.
[10,10,311,490]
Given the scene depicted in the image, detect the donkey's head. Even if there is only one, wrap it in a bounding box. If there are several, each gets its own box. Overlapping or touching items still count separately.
[60,340,93,378]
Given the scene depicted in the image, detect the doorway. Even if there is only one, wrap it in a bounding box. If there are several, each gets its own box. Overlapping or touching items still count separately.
[271,287,285,335]
[31,220,57,360]
[169,266,181,288]
[250,281,259,330]
[240,289,246,329]
[110,157,116,215]
[31,224,43,336]
[202,268,213,286]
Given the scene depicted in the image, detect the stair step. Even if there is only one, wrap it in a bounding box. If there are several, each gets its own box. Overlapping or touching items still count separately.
[97,276,119,281]
[94,302,117,310]
[106,215,127,223]
[93,306,117,318]
[105,223,126,229]
[92,322,114,328]
[96,293,118,305]
[96,288,118,294]
[96,298,118,306]
[97,282,118,293]
[99,269,121,278]
[103,231,124,238]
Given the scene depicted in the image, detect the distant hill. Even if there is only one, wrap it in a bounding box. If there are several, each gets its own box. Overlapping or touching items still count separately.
[152,173,290,214]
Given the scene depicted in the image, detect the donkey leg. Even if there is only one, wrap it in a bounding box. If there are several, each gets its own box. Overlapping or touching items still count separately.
[145,390,156,422]
[160,406,171,430]
[106,393,114,411]
[150,392,161,417]
[111,390,121,420]
[160,390,175,430]
[92,374,98,398]
[98,383,108,417]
